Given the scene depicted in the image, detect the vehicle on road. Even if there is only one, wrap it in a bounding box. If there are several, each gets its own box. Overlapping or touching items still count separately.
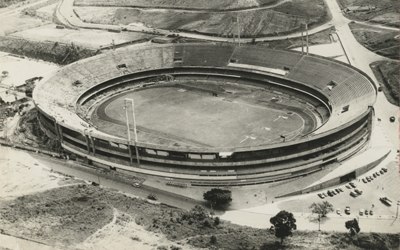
[354,189,363,195]
[327,190,334,197]
[369,210,373,215]
[345,184,351,189]
[318,193,325,199]
[380,170,384,174]
[390,116,395,122]
[349,182,356,188]
[338,188,344,192]
[364,210,369,215]
[380,197,392,206]
[373,173,377,178]
[376,172,380,176]
[381,167,388,172]
[350,191,358,198]
[345,206,351,215]
[336,209,341,215]
[362,178,368,183]
[359,209,364,216]
[132,182,141,188]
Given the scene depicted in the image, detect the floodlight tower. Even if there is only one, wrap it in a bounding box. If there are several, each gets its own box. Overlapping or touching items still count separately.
[124,98,140,166]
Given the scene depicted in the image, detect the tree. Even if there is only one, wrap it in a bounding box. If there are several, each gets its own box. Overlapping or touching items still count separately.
[309,201,334,230]
[270,210,297,245]
[345,219,360,236]
[203,188,232,208]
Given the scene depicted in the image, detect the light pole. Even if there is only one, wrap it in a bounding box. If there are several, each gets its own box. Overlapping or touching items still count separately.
[124,98,140,166]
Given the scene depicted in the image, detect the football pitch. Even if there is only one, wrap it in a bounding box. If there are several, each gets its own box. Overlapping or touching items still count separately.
[92,82,314,149]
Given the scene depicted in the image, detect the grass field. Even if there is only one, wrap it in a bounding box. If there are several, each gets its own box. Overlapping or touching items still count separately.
[92,82,312,148]
[371,60,400,106]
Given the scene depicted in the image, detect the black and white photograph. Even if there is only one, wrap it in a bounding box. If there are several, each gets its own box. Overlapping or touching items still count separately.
[0,0,399,249]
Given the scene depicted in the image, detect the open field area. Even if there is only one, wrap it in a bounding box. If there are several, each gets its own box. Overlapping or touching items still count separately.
[92,82,313,148]
[349,22,400,60]
[0,0,26,8]
[371,60,400,106]
[73,0,327,37]
[338,0,400,27]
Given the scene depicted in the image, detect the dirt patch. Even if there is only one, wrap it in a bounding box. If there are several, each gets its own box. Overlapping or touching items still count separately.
[0,36,99,64]
[371,60,400,106]
[349,22,400,60]
[0,0,27,8]
[74,0,328,38]
[73,0,279,10]
[338,0,400,27]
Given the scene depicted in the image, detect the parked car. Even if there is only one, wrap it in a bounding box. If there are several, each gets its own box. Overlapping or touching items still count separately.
[373,173,377,178]
[354,189,363,195]
[335,188,341,193]
[380,197,392,206]
[379,170,385,174]
[327,190,334,197]
[381,167,388,172]
[132,182,141,188]
[350,191,358,198]
[390,116,396,122]
[338,188,344,192]
[369,210,374,215]
[349,182,356,188]
[345,184,352,189]
[318,193,325,199]
[376,172,380,176]
[345,206,351,215]
[336,209,342,215]
[366,176,372,182]
[364,210,369,216]
[362,178,368,183]
[359,209,364,216]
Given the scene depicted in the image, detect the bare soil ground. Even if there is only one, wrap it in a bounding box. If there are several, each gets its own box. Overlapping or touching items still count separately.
[349,22,400,60]
[371,60,400,106]
[74,0,328,37]
[338,0,400,27]
[0,0,26,8]
[73,0,278,10]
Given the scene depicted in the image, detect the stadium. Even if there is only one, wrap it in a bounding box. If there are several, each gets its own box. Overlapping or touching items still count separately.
[33,43,377,186]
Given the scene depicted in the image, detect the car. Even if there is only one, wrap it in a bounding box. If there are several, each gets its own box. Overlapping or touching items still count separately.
[331,190,337,195]
[349,182,356,188]
[322,193,328,198]
[376,172,380,176]
[345,184,352,189]
[359,209,364,216]
[345,206,351,215]
[318,193,325,199]
[336,209,342,215]
[369,210,373,215]
[354,189,363,195]
[380,197,393,206]
[338,188,344,192]
[390,116,396,122]
[382,167,388,172]
[373,173,377,178]
[335,188,341,193]
[364,210,369,215]
[362,178,368,183]
[350,191,358,198]
[132,182,141,188]
[327,190,334,197]
[378,86,383,92]
[366,176,372,182]
[380,170,385,174]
